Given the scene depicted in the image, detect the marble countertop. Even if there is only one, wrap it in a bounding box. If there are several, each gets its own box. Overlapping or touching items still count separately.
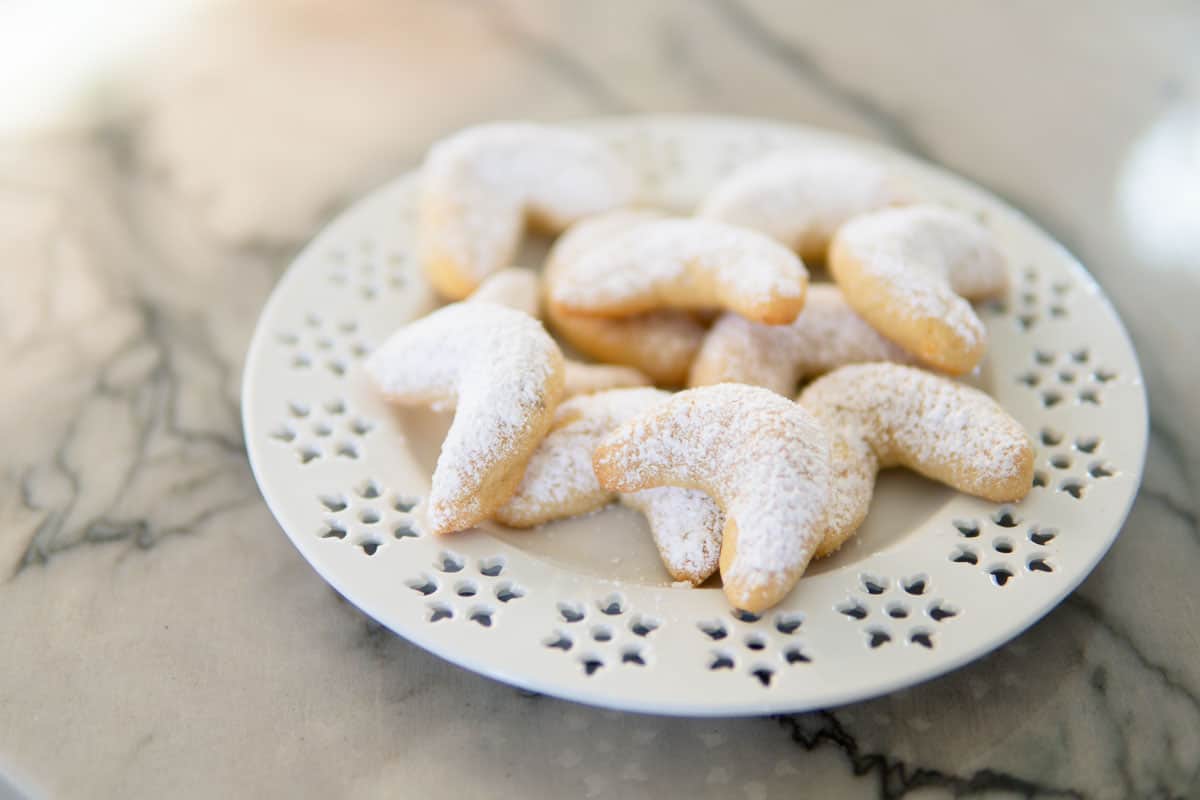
[2,1,1198,797]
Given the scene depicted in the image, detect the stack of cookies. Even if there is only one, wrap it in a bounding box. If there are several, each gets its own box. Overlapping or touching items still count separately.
[365,122,1035,613]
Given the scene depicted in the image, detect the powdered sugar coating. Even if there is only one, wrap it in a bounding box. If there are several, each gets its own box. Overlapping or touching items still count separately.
[544,210,707,384]
[364,302,565,534]
[700,149,905,260]
[594,384,831,612]
[621,487,722,585]
[544,208,666,274]
[688,284,913,395]
[549,218,809,324]
[495,388,722,584]
[829,204,1007,374]
[799,363,1034,556]
[498,388,666,522]
[468,267,541,318]
[420,122,635,298]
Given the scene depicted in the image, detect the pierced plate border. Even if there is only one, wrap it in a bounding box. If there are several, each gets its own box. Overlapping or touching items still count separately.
[242,115,1147,716]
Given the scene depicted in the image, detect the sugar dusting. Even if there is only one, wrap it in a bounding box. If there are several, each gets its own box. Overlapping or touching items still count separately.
[595,384,831,592]
[832,205,1008,348]
[420,122,635,283]
[621,487,721,584]
[543,209,666,276]
[800,363,1033,551]
[364,302,563,532]
[500,388,667,517]
[700,149,903,256]
[689,284,912,394]
[550,218,807,312]
[496,388,723,583]
[543,211,707,384]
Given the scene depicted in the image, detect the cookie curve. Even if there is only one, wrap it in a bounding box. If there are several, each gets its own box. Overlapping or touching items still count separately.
[798,363,1035,557]
[828,204,1007,375]
[593,384,832,612]
[493,388,723,585]
[364,302,566,535]
[548,217,809,325]
[699,148,907,262]
[419,122,635,299]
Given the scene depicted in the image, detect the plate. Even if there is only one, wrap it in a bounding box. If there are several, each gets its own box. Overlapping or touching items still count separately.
[242,115,1147,716]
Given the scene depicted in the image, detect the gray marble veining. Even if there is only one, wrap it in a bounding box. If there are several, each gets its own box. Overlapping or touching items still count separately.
[1,1,1198,798]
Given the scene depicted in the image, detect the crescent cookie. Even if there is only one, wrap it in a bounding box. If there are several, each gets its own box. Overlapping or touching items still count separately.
[688,284,913,395]
[365,302,565,535]
[699,149,905,262]
[419,122,635,299]
[798,363,1035,557]
[548,217,809,325]
[593,384,832,612]
[828,204,1008,375]
[544,210,707,385]
[494,388,722,585]
[469,266,651,397]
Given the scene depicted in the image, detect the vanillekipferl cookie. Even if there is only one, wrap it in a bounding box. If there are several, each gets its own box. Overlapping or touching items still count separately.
[799,363,1035,557]
[548,217,809,325]
[543,210,708,386]
[364,302,565,535]
[593,384,832,612]
[699,149,906,262]
[494,388,722,585]
[419,122,635,299]
[828,204,1008,375]
[688,284,913,395]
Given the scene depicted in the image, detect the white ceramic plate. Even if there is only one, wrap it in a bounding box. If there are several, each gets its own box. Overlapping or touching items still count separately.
[242,115,1147,716]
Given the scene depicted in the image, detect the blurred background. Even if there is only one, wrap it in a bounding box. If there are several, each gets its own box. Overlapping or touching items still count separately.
[1,1,1197,798]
